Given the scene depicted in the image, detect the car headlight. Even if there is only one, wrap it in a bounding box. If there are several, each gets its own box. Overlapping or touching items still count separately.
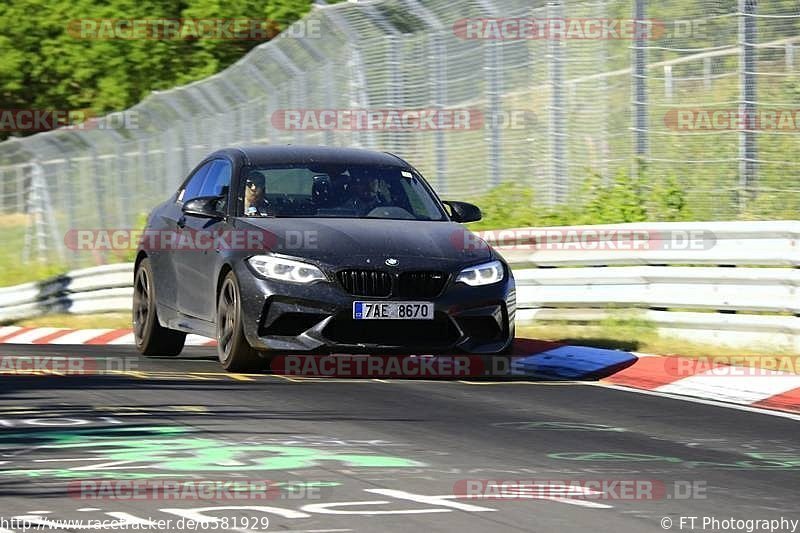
[455,260,504,286]
[248,255,326,283]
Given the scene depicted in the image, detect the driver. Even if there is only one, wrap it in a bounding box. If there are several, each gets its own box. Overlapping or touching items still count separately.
[243,171,272,216]
[348,176,384,215]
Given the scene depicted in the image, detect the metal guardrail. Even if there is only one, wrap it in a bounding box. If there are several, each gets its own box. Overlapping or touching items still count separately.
[0,221,797,350]
[481,220,800,351]
[0,263,133,322]
[481,220,800,267]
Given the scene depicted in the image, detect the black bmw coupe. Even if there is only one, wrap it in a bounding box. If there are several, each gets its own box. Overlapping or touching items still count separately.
[133,145,515,371]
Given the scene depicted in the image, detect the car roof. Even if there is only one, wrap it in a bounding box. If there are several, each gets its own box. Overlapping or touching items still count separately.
[213,145,410,167]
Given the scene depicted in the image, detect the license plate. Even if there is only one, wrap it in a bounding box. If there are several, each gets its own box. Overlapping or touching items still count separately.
[353,301,434,320]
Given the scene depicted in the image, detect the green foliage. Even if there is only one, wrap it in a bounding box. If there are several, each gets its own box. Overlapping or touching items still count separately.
[467,169,690,230]
[648,174,691,221]
[468,183,538,229]
[0,216,68,287]
[581,171,648,224]
[597,313,658,338]
[0,0,321,141]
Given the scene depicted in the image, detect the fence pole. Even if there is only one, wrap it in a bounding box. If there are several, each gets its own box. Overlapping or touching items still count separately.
[16,165,25,213]
[739,0,757,211]
[431,33,448,195]
[633,0,648,168]
[91,148,108,234]
[664,66,673,100]
[486,39,502,188]
[548,0,566,203]
[323,60,335,147]
[116,145,132,228]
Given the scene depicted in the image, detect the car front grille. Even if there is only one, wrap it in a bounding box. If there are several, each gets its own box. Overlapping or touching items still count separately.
[336,270,447,298]
[397,271,447,298]
[336,269,392,297]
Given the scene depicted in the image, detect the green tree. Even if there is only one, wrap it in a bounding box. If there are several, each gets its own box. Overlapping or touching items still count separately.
[0,0,321,140]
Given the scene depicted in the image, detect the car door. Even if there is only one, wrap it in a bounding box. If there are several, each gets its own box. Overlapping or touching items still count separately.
[149,161,214,310]
[175,158,233,321]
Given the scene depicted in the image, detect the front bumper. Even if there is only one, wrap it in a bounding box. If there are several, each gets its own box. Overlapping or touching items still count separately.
[233,262,516,354]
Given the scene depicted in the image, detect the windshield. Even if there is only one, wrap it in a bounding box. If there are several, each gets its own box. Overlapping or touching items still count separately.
[238,163,446,221]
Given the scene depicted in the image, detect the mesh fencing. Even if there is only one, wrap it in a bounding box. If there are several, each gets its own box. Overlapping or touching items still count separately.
[0,0,799,270]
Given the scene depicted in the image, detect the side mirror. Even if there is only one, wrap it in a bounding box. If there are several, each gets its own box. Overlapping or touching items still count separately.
[182,195,224,219]
[443,200,482,223]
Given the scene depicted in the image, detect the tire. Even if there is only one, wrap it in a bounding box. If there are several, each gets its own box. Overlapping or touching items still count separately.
[216,272,262,372]
[133,258,186,356]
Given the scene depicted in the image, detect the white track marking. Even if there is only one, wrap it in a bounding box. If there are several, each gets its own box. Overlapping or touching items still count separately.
[0,326,22,337]
[2,327,63,344]
[108,332,136,344]
[596,382,800,420]
[655,370,800,404]
[51,329,112,344]
[185,334,215,346]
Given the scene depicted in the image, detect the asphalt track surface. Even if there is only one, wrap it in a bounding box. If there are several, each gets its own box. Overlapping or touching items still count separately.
[0,344,798,533]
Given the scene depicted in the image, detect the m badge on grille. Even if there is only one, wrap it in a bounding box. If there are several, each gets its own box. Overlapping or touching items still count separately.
[385,258,399,266]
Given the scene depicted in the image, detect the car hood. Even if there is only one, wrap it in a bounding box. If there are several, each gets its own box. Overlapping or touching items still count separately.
[235,217,493,268]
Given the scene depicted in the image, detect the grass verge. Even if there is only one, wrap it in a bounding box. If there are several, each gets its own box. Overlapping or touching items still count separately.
[15,313,132,330]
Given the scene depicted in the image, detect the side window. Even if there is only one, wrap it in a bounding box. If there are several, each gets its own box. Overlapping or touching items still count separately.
[180,162,214,203]
[199,159,232,214]
[200,160,232,197]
